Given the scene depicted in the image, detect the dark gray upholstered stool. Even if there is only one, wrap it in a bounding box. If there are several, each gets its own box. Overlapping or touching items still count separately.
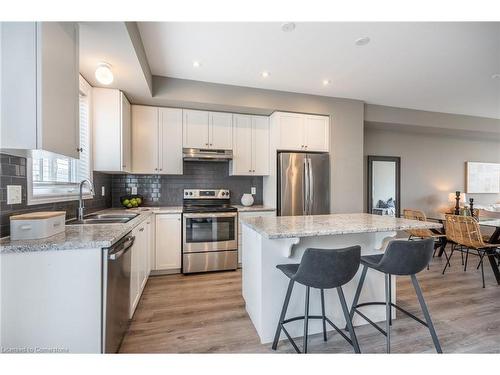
[272,246,361,354]
[348,238,442,353]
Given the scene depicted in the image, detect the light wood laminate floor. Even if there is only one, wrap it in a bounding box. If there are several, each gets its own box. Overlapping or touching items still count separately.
[119,252,500,353]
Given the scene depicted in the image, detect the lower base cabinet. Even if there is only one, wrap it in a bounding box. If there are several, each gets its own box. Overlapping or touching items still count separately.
[238,210,276,265]
[130,220,152,318]
[155,213,182,272]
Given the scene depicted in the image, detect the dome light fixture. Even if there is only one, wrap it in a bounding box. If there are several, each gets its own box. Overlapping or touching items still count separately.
[193,61,201,68]
[322,79,331,86]
[261,71,270,78]
[95,62,114,85]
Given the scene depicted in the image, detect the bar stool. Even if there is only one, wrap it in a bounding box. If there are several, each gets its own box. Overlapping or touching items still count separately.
[271,246,361,354]
[348,238,442,353]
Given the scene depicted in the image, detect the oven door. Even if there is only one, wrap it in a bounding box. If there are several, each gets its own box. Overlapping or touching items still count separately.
[183,212,237,253]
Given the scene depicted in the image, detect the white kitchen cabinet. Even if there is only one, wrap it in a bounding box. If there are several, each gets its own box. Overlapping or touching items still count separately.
[183,109,233,150]
[130,222,149,318]
[145,217,155,276]
[183,109,209,149]
[231,115,269,176]
[304,114,329,152]
[131,105,183,174]
[93,89,131,172]
[155,214,182,271]
[272,112,329,152]
[210,112,233,149]
[0,22,80,158]
[238,210,276,265]
[159,108,183,174]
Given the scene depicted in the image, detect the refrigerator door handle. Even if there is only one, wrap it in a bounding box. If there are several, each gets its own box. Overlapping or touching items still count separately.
[308,157,314,214]
[303,157,309,215]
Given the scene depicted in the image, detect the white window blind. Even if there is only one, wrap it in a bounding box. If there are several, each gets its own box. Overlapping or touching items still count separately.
[28,75,93,204]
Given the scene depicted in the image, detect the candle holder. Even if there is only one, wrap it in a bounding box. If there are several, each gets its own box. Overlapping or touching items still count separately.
[454,191,461,215]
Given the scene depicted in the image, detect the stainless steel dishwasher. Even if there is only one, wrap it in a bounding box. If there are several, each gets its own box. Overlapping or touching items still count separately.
[102,233,135,353]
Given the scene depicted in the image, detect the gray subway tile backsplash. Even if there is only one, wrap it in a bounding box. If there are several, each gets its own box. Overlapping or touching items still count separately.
[1,154,263,237]
[111,161,263,207]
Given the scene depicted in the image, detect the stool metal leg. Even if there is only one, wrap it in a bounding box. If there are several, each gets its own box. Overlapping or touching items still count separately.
[347,265,368,329]
[337,286,361,353]
[272,279,294,350]
[388,274,392,326]
[385,273,391,353]
[320,289,327,342]
[411,275,442,353]
[303,286,310,354]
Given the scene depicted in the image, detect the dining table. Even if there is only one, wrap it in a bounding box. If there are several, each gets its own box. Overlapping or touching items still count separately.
[427,213,500,285]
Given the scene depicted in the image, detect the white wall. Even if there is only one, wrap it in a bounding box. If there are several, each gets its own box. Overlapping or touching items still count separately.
[364,126,500,216]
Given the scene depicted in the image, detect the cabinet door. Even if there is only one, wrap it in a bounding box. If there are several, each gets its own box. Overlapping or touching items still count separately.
[132,105,159,173]
[252,116,270,175]
[147,218,155,274]
[159,108,183,174]
[130,228,140,318]
[121,93,132,172]
[183,109,209,148]
[138,225,148,292]
[155,214,182,271]
[304,114,329,152]
[278,112,304,151]
[38,22,80,158]
[231,115,253,175]
[209,112,233,149]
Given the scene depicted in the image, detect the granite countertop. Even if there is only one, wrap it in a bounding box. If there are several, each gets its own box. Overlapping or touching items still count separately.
[240,213,443,239]
[0,209,156,254]
[234,205,276,212]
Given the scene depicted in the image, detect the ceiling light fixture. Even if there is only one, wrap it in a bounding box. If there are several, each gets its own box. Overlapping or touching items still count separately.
[492,73,500,80]
[193,61,201,68]
[355,36,371,46]
[261,71,270,78]
[95,62,114,85]
[281,22,296,32]
[322,79,331,86]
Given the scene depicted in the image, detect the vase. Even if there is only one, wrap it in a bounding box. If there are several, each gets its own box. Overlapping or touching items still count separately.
[241,193,254,207]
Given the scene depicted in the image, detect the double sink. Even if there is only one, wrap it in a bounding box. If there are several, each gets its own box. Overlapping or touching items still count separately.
[67,213,138,225]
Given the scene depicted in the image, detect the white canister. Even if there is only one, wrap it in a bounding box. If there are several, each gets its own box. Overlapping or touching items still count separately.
[241,193,254,207]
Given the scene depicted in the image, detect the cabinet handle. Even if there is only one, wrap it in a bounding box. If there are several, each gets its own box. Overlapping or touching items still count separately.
[76,147,83,152]
[210,143,213,146]
[139,227,144,232]
[160,169,163,171]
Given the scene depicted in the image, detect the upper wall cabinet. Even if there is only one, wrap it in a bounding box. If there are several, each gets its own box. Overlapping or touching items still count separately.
[272,112,329,152]
[231,115,269,176]
[131,105,183,175]
[0,22,80,159]
[183,110,233,150]
[93,89,131,173]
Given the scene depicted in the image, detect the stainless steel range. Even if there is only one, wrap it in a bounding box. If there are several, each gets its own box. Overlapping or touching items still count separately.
[182,189,238,274]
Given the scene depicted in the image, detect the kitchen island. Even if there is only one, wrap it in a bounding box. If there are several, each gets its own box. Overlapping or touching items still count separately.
[240,213,442,344]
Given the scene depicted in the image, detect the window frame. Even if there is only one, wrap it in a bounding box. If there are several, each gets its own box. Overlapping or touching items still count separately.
[27,75,94,206]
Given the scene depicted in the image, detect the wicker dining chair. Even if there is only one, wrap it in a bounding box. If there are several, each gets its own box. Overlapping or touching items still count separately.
[403,209,449,268]
[442,214,499,288]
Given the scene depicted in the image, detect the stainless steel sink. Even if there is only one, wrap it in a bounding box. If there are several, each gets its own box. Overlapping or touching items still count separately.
[66,213,138,225]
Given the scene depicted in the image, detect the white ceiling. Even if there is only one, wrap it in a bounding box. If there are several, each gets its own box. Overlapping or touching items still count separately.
[138,22,500,119]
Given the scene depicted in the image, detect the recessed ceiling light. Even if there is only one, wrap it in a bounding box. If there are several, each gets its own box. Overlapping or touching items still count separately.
[193,61,201,68]
[322,79,331,86]
[492,73,500,80]
[281,22,296,32]
[95,62,113,85]
[355,36,371,46]
[261,71,270,78]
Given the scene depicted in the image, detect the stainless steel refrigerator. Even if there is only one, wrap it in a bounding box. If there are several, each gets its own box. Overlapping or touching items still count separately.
[277,152,330,216]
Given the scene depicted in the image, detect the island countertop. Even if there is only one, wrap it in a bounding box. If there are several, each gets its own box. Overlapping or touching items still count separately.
[240,213,442,239]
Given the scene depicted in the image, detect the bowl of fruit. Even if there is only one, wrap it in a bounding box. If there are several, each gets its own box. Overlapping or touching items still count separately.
[120,195,143,209]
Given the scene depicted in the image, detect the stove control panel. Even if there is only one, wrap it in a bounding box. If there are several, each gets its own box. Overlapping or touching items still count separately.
[183,189,230,199]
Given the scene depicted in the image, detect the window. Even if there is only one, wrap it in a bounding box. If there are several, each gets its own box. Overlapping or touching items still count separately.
[28,75,93,205]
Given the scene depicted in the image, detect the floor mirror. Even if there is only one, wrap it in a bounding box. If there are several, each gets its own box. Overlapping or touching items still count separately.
[367,156,401,217]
